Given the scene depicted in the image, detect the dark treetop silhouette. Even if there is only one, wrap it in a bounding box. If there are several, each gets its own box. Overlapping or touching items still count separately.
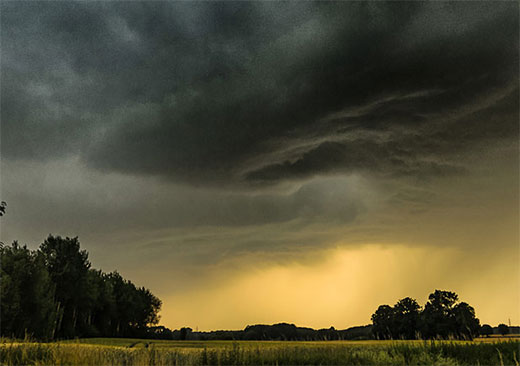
[371,290,481,340]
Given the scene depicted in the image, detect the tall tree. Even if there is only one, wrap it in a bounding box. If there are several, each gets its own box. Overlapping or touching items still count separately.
[91,271,117,337]
[453,302,480,340]
[371,305,395,339]
[394,297,421,339]
[136,287,162,329]
[39,235,91,338]
[0,242,56,339]
[421,290,459,339]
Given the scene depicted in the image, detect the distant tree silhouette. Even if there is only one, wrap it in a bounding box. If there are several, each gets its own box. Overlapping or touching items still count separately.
[371,290,481,340]
[420,290,459,339]
[453,302,480,340]
[498,323,509,335]
[394,297,421,339]
[180,327,192,340]
[480,324,493,337]
[371,305,395,339]
[371,297,421,339]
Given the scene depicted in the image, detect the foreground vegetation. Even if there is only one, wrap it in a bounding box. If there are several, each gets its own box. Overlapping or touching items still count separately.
[1,339,519,365]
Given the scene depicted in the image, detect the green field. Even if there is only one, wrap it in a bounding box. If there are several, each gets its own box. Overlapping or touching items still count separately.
[1,338,519,365]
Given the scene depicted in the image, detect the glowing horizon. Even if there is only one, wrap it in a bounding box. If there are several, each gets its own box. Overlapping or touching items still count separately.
[156,243,519,331]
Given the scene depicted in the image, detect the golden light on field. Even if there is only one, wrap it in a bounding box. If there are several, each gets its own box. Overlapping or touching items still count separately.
[161,243,519,331]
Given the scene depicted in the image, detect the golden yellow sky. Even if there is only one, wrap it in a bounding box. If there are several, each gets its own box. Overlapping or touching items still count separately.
[159,243,519,331]
[150,150,518,331]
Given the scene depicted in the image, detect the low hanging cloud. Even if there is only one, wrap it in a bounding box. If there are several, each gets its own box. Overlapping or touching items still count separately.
[0,156,366,248]
[1,1,517,189]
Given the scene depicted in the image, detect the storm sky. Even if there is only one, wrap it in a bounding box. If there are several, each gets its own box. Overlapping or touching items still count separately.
[1,1,518,330]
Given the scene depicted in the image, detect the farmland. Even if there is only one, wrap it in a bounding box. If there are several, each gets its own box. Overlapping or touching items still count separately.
[1,338,519,365]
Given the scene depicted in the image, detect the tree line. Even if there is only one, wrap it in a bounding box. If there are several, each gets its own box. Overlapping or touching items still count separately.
[0,229,512,342]
[145,321,513,342]
[371,290,481,340]
[1,235,161,340]
[145,323,373,341]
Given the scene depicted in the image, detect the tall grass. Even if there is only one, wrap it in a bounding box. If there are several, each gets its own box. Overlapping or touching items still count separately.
[0,339,519,365]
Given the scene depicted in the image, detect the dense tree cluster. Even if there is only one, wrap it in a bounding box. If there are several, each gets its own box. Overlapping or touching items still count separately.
[480,324,493,337]
[0,235,161,340]
[240,324,368,341]
[497,324,510,336]
[371,290,480,340]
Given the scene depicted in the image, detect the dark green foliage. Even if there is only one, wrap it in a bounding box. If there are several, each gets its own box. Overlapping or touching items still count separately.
[180,327,192,340]
[371,305,395,339]
[0,242,56,339]
[371,290,481,340]
[480,324,493,337]
[175,324,373,341]
[101,271,162,337]
[371,298,422,340]
[40,236,91,338]
[394,297,421,339]
[421,290,460,339]
[452,302,480,340]
[498,323,510,335]
[0,235,161,340]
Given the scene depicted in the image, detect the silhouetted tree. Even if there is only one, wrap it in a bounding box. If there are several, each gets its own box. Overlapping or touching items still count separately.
[371,290,481,340]
[180,327,192,340]
[95,271,118,336]
[371,305,395,339]
[498,323,509,335]
[420,290,459,339]
[39,235,91,338]
[394,297,421,339]
[480,324,493,337]
[453,302,480,340]
[136,287,162,329]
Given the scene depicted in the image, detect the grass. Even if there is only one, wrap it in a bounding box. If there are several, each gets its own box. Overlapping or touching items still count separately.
[1,338,519,365]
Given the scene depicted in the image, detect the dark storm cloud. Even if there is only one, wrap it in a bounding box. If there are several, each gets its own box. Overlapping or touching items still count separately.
[1,1,518,187]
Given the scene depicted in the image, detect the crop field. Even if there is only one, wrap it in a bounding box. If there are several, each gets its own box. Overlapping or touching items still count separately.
[1,338,519,366]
